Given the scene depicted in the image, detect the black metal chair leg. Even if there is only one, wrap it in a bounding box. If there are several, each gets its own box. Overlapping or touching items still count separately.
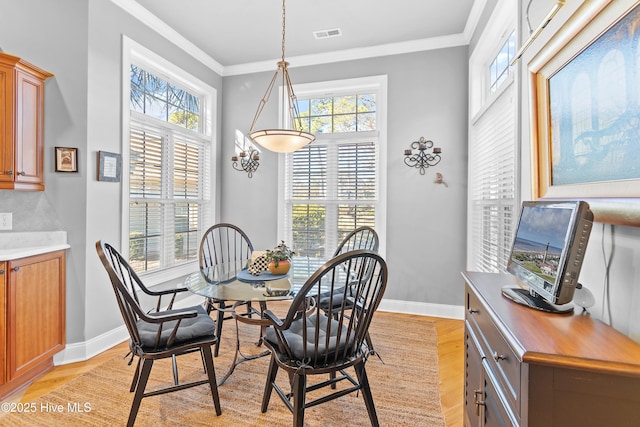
[201,345,222,415]
[172,354,179,385]
[354,361,379,427]
[128,358,154,427]
[129,358,141,393]
[261,355,279,412]
[292,373,306,427]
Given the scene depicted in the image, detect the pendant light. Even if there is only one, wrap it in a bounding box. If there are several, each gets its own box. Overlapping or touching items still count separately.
[247,0,315,153]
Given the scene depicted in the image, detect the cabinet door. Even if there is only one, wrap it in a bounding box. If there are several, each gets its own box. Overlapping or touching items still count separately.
[0,65,14,184]
[482,367,514,427]
[14,69,45,187]
[7,251,65,381]
[465,325,484,427]
[0,262,5,386]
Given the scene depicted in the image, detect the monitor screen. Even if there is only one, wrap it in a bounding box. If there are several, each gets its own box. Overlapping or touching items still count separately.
[504,200,593,312]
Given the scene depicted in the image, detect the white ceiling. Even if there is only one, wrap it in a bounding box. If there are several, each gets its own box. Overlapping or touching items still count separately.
[127,0,479,73]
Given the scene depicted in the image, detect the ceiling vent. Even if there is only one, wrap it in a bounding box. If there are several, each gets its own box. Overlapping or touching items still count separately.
[313,28,342,39]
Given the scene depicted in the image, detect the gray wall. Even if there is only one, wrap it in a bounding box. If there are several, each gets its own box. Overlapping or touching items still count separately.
[221,48,469,306]
[0,0,222,344]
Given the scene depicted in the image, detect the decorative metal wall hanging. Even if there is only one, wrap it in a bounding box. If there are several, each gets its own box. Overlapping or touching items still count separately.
[403,136,442,175]
[231,148,260,178]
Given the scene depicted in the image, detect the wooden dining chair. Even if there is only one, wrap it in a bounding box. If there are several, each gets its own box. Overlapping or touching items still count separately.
[199,223,254,356]
[334,226,379,257]
[96,240,222,426]
[319,226,379,349]
[260,249,388,427]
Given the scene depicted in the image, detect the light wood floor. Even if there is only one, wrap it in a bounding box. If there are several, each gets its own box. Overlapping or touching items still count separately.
[12,315,465,426]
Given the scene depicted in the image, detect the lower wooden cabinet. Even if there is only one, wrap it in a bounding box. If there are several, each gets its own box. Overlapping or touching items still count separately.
[0,250,66,398]
[463,270,640,427]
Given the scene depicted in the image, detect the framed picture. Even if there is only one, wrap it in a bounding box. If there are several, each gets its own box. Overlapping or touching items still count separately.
[97,151,122,182]
[530,0,640,226]
[55,147,78,173]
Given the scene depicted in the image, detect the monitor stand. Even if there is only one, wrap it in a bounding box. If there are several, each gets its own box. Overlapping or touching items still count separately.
[501,286,574,314]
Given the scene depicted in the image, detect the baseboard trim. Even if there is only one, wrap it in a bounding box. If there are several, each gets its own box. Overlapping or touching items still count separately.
[53,324,129,366]
[54,296,464,365]
[378,299,465,320]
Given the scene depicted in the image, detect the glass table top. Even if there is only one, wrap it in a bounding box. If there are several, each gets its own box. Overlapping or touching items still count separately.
[183,257,336,302]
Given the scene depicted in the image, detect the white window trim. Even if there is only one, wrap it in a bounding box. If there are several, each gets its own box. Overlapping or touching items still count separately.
[121,35,217,286]
[469,0,516,119]
[276,75,388,258]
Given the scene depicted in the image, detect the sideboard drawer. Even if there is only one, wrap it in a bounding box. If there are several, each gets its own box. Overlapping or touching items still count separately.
[466,288,521,418]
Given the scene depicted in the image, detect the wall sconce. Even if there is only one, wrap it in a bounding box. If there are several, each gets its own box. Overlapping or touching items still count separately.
[231,148,260,178]
[403,136,442,175]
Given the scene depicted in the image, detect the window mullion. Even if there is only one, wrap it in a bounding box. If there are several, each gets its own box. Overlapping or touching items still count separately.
[325,143,339,257]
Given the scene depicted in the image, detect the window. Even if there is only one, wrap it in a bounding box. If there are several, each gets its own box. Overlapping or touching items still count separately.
[467,0,517,272]
[280,77,387,282]
[123,38,215,282]
[489,31,516,94]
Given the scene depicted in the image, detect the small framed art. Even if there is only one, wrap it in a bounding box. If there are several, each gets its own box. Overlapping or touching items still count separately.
[55,147,78,172]
[97,151,122,182]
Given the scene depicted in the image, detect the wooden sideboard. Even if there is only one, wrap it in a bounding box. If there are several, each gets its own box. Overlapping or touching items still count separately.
[463,270,640,427]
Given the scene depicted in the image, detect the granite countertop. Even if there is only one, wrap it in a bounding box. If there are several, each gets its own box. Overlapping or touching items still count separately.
[0,231,70,261]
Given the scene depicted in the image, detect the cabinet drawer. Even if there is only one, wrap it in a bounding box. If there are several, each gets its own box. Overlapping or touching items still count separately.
[466,287,521,418]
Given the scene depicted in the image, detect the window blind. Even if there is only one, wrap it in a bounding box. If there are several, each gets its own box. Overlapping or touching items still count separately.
[468,81,516,273]
[284,139,377,263]
[129,117,210,273]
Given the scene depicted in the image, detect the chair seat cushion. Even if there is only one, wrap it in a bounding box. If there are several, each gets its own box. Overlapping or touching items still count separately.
[137,305,216,349]
[318,287,355,311]
[265,314,354,361]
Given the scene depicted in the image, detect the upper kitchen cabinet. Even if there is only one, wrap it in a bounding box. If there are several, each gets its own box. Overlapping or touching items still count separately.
[0,53,53,191]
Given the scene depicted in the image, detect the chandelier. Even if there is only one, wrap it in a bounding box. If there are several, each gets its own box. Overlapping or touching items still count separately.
[247,0,315,153]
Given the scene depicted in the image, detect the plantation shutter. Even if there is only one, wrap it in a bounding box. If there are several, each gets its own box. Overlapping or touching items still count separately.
[284,139,377,263]
[129,117,210,273]
[336,142,376,234]
[468,81,517,272]
[173,133,210,263]
[129,126,164,272]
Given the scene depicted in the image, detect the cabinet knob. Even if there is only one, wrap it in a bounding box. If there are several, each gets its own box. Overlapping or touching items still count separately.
[18,171,25,176]
[493,351,506,362]
[12,266,19,272]
[0,269,4,274]
[6,170,13,175]
[468,307,479,314]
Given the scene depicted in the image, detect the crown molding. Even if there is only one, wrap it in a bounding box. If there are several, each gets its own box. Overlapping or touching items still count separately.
[463,0,488,42]
[112,0,480,78]
[223,33,469,76]
[109,0,224,75]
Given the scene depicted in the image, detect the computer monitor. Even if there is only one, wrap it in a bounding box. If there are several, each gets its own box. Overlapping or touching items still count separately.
[503,200,594,313]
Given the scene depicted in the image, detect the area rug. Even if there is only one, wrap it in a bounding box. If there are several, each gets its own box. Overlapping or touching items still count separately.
[3,310,445,426]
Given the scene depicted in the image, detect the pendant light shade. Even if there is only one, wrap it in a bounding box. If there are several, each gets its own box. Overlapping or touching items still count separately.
[249,129,315,153]
[247,0,315,153]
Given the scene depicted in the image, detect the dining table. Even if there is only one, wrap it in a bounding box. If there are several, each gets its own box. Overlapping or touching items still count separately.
[183,263,303,385]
